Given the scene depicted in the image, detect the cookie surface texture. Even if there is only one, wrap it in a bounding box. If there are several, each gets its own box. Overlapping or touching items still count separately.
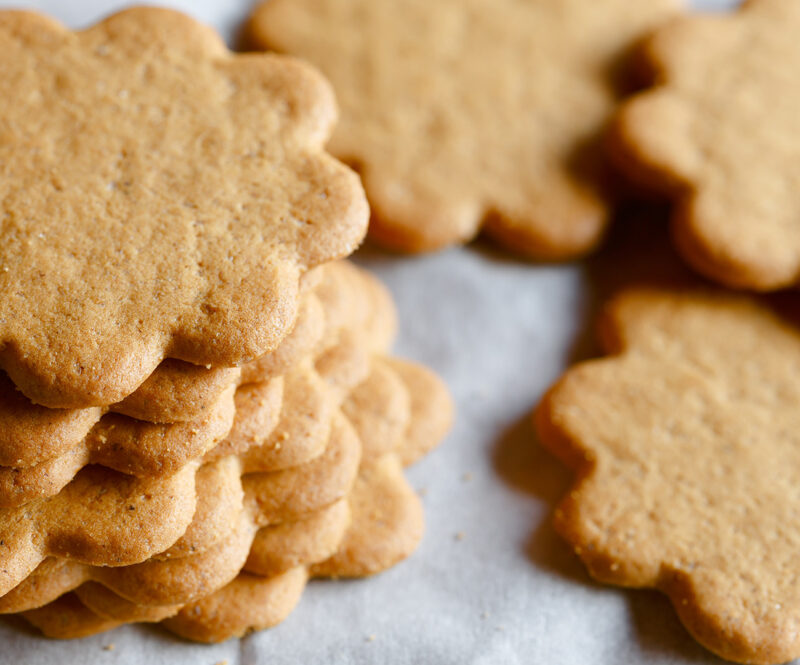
[247,0,677,256]
[0,7,368,409]
[610,0,800,290]
[537,288,800,665]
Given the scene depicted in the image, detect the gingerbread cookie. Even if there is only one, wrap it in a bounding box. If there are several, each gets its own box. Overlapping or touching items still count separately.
[537,288,800,664]
[18,344,453,642]
[0,461,202,597]
[0,262,388,593]
[110,360,240,424]
[246,0,678,257]
[0,381,238,508]
[0,409,361,615]
[0,280,332,495]
[0,7,368,409]
[610,0,800,290]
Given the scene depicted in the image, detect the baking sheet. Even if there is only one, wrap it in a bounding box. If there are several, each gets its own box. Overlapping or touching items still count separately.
[0,1,744,663]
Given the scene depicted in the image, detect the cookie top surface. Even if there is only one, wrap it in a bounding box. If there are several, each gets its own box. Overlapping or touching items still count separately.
[0,8,368,408]
[537,288,800,664]
[611,0,800,290]
[248,0,677,257]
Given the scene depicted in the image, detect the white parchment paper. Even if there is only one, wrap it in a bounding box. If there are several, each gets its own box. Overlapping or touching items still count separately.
[0,1,744,663]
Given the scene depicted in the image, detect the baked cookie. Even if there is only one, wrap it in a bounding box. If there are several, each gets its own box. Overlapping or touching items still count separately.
[610,0,800,290]
[537,288,800,664]
[18,349,453,642]
[0,269,393,611]
[0,412,362,614]
[0,462,203,597]
[0,383,238,508]
[0,7,368,409]
[247,0,678,257]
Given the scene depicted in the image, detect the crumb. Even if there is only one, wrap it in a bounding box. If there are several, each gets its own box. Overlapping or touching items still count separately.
[480,611,490,620]
[455,531,465,541]
[365,634,376,643]
[102,643,115,651]
[462,472,472,482]
[495,625,505,632]
[417,487,428,497]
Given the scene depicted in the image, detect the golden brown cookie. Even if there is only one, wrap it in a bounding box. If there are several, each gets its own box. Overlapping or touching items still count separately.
[0,261,390,593]
[341,358,411,462]
[22,593,122,640]
[0,410,361,614]
[207,377,284,461]
[537,288,800,665]
[311,454,423,578]
[0,382,237,508]
[151,355,451,641]
[385,358,454,467]
[0,456,245,613]
[0,283,327,463]
[243,412,362,525]
[110,360,240,424]
[160,568,309,643]
[245,498,351,578]
[15,265,453,644]
[238,363,334,473]
[0,283,329,484]
[0,461,202,598]
[239,294,326,385]
[609,0,800,290]
[246,0,678,257]
[0,7,368,409]
[26,446,422,642]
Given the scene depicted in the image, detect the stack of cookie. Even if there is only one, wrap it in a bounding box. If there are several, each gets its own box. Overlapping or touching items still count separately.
[0,8,451,643]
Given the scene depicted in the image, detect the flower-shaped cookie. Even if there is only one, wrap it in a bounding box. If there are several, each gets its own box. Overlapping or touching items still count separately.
[19,355,453,643]
[247,0,677,256]
[0,411,362,615]
[0,8,368,409]
[0,260,408,614]
[611,0,800,290]
[537,289,800,665]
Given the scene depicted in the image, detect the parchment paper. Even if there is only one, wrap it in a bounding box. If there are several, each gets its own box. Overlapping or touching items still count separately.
[0,1,743,663]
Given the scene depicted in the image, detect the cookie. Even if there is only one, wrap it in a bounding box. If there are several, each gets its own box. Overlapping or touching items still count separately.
[0,280,332,489]
[0,461,202,598]
[0,372,283,590]
[208,377,285,462]
[609,0,800,290]
[0,7,368,410]
[0,261,386,587]
[18,343,453,642]
[311,454,423,578]
[110,360,240,424]
[23,441,422,641]
[237,363,334,473]
[243,412,362,526]
[124,384,440,641]
[384,358,455,467]
[160,569,310,643]
[239,294,326,385]
[0,330,360,608]
[0,409,361,615]
[21,593,122,640]
[536,288,800,664]
[0,382,238,508]
[245,498,351,578]
[246,0,678,257]
[159,457,420,643]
